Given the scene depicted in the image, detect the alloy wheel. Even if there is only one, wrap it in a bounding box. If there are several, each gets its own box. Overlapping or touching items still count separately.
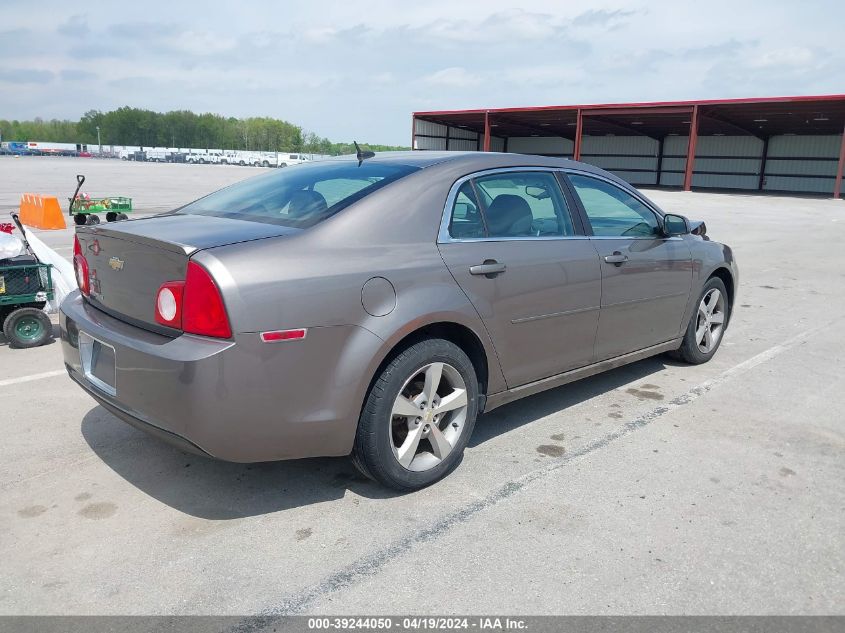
[695,288,726,353]
[389,362,469,472]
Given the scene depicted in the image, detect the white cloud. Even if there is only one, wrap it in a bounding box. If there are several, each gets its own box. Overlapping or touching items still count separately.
[0,0,842,144]
[422,67,482,88]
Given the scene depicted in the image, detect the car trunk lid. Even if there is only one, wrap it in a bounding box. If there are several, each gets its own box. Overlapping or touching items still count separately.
[75,214,298,332]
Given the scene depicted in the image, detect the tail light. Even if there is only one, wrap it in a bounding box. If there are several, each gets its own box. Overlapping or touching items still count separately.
[73,235,90,296]
[155,261,231,338]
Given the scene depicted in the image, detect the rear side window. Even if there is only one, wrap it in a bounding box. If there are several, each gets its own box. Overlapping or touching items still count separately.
[448,171,575,239]
[180,161,420,228]
[568,174,659,237]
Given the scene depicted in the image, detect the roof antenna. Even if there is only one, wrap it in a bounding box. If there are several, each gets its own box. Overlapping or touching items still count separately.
[354,141,375,166]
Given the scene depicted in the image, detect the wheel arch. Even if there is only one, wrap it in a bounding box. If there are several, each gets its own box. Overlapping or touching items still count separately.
[361,319,497,420]
[708,266,736,309]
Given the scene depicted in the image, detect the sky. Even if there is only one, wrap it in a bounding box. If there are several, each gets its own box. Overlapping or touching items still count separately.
[1,0,843,145]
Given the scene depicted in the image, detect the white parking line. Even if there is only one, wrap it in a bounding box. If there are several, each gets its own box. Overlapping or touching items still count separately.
[0,369,66,387]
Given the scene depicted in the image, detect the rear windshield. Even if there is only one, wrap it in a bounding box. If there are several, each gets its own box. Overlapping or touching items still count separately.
[178,160,420,228]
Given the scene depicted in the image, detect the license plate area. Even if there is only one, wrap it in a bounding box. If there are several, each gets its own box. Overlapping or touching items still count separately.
[79,332,117,396]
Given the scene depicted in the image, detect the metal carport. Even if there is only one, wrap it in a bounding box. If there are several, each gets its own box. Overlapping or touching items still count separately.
[412,95,845,198]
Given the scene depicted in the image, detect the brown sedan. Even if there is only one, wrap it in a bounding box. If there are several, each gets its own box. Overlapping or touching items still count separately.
[61,152,737,490]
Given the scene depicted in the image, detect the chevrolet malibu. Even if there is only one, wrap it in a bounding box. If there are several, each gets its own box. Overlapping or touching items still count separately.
[61,152,738,490]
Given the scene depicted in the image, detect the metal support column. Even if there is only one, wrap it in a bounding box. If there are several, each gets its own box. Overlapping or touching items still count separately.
[573,109,583,161]
[683,105,700,191]
[411,116,416,150]
[483,112,491,152]
[834,122,845,199]
[758,136,769,191]
[656,136,664,186]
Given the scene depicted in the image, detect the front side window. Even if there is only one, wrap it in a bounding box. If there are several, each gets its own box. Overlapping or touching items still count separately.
[180,161,420,228]
[568,174,659,237]
[448,171,575,239]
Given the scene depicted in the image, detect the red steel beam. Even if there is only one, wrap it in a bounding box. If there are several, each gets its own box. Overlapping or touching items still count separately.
[834,121,845,199]
[580,106,693,117]
[483,111,491,152]
[683,105,700,191]
[573,109,583,160]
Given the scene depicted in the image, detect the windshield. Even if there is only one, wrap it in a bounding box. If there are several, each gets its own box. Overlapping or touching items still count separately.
[179,160,420,228]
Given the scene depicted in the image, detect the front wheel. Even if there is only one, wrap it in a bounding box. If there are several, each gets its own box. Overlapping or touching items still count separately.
[672,277,730,364]
[352,338,479,491]
[3,307,52,349]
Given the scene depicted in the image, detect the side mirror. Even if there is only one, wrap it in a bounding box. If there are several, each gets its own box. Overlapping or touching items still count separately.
[662,213,689,236]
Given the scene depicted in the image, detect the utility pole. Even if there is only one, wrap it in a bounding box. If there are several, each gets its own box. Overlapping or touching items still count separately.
[96,126,102,155]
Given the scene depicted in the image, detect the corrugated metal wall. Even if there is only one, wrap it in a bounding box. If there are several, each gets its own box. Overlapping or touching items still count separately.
[413,119,480,151]
[764,135,840,194]
[506,136,573,155]
[661,136,688,187]
[693,135,764,190]
[580,136,659,185]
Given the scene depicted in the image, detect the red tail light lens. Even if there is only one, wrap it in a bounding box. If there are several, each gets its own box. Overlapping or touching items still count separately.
[73,236,90,296]
[155,281,185,328]
[182,261,232,338]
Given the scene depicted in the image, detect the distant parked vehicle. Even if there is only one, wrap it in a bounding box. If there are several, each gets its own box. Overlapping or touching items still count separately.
[231,151,260,167]
[146,150,168,163]
[276,153,310,168]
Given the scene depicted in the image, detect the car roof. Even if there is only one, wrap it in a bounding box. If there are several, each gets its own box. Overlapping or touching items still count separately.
[317,151,637,195]
[322,150,606,173]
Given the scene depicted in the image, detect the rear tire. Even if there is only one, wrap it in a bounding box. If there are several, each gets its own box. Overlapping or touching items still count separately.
[672,277,730,364]
[3,307,52,349]
[85,214,100,225]
[73,214,87,226]
[106,211,117,222]
[116,213,129,221]
[351,338,479,491]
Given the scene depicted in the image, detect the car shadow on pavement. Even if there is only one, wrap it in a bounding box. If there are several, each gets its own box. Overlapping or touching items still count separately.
[81,355,669,519]
[470,355,670,447]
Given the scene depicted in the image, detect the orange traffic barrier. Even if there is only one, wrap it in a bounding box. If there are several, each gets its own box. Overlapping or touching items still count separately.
[18,193,67,230]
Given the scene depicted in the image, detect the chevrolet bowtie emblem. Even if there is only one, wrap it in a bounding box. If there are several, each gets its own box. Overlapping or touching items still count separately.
[108,257,124,271]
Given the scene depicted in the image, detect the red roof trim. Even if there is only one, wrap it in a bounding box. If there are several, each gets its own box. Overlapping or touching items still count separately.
[413,94,845,118]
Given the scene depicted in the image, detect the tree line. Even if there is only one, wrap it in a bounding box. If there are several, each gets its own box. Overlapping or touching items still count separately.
[0,107,409,155]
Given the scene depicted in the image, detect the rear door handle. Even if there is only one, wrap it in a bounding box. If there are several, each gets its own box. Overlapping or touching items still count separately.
[603,252,628,265]
[470,260,507,277]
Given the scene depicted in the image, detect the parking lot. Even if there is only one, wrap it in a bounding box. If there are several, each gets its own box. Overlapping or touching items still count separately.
[1,157,843,615]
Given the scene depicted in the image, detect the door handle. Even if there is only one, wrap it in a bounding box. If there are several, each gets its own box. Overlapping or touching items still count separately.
[470,260,506,277]
[603,252,628,266]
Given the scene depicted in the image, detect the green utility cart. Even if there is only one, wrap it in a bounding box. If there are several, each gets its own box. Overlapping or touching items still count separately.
[69,174,133,225]
[0,215,54,348]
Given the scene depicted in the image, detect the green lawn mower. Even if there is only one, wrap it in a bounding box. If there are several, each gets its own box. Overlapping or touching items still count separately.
[0,214,54,348]
[69,174,133,226]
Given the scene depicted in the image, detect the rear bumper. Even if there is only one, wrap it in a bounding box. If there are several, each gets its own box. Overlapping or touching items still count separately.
[60,291,384,462]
